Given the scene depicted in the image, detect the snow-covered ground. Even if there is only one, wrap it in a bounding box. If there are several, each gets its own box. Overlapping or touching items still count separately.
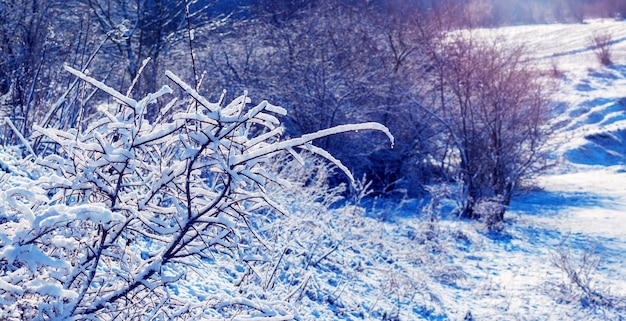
[421,18,626,320]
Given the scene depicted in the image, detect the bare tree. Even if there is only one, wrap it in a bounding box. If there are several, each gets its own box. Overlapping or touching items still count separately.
[418,32,554,221]
[87,0,228,97]
[200,1,436,194]
[0,0,65,138]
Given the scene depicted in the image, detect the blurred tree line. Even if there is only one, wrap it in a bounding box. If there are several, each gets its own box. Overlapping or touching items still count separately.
[0,0,620,214]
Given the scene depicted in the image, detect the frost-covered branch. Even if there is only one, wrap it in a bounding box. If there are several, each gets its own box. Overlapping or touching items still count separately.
[0,68,393,320]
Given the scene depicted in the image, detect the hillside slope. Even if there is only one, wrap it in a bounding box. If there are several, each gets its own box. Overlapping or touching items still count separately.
[444,18,626,320]
[1,19,626,321]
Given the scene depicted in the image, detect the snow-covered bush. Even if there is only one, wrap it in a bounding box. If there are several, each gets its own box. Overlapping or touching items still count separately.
[224,152,464,319]
[474,196,507,232]
[548,243,626,316]
[0,65,392,320]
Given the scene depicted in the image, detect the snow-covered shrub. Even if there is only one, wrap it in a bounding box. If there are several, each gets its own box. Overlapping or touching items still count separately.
[233,153,384,316]
[474,196,507,232]
[0,65,392,320]
[548,243,626,316]
[230,152,460,319]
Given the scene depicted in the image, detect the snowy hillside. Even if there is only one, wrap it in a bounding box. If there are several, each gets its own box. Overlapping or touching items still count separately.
[426,18,626,319]
[2,18,626,321]
[280,18,626,320]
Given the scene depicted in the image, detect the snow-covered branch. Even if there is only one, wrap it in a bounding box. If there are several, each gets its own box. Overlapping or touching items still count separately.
[0,68,392,320]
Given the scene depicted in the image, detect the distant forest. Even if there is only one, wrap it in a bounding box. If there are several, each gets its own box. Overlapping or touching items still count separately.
[242,0,626,26]
[1,0,624,196]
